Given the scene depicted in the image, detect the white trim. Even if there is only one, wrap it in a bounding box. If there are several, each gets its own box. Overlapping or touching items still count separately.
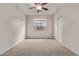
[60,42,79,56]
[0,39,24,55]
[0,23,25,55]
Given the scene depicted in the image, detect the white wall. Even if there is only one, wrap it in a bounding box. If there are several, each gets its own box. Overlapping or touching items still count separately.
[0,4,25,55]
[26,15,54,39]
[54,4,79,55]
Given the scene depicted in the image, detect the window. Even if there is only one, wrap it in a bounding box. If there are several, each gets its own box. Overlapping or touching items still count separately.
[34,18,47,31]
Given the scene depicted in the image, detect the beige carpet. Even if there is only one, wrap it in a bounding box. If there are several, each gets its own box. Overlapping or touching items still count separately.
[1,39,77,56]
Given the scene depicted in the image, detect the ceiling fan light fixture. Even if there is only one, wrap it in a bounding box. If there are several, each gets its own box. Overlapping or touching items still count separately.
[29,3,48,13]
[36,5,42,10]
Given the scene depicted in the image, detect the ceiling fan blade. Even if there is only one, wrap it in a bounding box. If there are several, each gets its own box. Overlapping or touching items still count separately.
[34,3,39,5]
[42,7,48,10]
[29,7,36,9]
[34,3,38,5]
[41,3,48,6]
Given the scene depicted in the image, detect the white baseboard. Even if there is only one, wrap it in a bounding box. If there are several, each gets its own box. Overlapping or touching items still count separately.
[60,42,79,56]
[0,39,24,55]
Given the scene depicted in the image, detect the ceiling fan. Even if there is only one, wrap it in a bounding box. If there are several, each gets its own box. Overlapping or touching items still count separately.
[29,3,48,13]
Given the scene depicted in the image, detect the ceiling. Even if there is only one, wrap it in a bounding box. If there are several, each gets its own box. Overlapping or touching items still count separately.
[17,3,63,15]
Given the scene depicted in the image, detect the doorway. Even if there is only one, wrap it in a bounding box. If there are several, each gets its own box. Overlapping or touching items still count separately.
[54,16,63,43]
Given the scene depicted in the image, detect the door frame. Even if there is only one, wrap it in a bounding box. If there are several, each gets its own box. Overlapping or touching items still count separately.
[54,16,63,43]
